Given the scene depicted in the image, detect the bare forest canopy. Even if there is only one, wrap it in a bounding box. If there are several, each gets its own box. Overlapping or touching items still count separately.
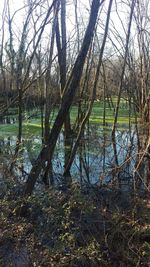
[0,0,149,113]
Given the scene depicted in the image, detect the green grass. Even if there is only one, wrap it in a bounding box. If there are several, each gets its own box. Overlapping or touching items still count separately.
[0,124,19,135]
[0,100,136,138]
[23,123,42,135]
[0,121,42,138]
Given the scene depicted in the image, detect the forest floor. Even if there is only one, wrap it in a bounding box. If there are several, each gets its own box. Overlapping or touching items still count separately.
[0,170,150,267]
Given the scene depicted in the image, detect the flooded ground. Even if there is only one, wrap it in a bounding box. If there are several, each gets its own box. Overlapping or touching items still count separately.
[0,114,139,191]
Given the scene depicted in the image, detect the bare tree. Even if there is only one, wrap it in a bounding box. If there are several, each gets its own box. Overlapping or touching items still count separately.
[24,0,103,196]
[64,0,113,178]
[55,0,73,180]
[111,0,136,166]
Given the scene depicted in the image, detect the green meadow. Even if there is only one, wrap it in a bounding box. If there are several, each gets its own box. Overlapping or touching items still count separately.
[0,99,136,138]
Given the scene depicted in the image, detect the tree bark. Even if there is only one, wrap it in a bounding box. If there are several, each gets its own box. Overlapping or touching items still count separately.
[111,0,136,166]
[64,0,113,177]
[55,0,72,181]
[24,0,102,196]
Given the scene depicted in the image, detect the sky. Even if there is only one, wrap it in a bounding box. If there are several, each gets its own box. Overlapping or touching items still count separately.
[0,0,146,60]
[0,0,128,35]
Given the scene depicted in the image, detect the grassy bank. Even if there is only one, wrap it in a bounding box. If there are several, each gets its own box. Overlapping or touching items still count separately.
[0,99,136,138]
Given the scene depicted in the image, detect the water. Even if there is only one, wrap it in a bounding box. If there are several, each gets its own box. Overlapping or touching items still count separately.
[0,118,139,190]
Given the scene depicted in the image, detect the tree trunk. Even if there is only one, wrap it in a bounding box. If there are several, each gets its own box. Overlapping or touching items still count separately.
[111,0,136,167]
[63,0,113,177]
[24,0,101,196]
[56,0,72,181]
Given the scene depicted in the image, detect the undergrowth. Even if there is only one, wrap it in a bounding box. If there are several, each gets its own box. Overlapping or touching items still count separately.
[0,179,150,267]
